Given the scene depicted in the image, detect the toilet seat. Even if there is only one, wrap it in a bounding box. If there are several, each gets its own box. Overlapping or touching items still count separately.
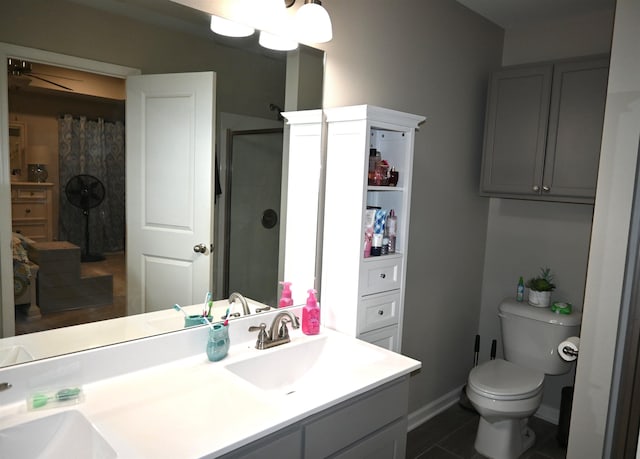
[469,359,544,401]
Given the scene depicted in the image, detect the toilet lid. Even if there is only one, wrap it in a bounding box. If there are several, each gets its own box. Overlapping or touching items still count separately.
[469,359,544,400]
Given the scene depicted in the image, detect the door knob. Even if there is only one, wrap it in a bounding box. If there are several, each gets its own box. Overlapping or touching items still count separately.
[193,243,207,254]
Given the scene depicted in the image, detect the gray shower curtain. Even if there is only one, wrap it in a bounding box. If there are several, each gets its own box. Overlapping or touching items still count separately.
[58,115,125,254]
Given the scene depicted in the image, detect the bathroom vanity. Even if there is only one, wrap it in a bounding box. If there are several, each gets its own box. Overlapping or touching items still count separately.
[0,308,420,458]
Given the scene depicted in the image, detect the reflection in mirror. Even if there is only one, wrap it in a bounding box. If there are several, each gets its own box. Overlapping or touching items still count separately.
[0,0,324,367]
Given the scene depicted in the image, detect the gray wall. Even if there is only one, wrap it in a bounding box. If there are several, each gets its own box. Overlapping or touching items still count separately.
[0,0,286,120]
[319,0,503,415]
[478,10,614,420]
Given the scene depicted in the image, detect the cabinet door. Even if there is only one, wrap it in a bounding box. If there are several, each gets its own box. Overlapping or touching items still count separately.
[480,65,552,196]
[219,425,302,459]
[333,418,407,459]
[542,58,609,200]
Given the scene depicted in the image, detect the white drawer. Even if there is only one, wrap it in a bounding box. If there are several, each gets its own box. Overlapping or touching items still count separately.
[358,291,400,333]
[359,256,402,295]
[359,325,399,352]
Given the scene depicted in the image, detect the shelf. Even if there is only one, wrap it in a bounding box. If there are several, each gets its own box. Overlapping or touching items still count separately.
[367,186,405,192]
[362,252,403,263]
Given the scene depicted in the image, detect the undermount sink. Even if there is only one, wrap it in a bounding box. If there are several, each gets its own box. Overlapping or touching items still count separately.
[224,334,385,398]
[0,345,33,366]
[0,410,116,459]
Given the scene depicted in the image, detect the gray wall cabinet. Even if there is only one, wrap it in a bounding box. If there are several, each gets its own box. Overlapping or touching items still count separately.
[219,376,409,459]
[480,56,609,204]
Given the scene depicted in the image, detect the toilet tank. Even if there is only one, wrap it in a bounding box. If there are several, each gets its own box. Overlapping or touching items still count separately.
[499,299,582,375]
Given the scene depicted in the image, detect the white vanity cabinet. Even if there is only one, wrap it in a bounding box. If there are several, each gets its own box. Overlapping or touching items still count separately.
[219,377,409,459]
[321,105,425,352]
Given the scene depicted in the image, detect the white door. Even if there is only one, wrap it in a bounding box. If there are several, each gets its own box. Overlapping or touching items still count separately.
[126,72,216,315]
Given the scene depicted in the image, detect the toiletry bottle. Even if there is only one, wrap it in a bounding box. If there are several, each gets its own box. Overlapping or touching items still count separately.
[387,209,397,253]
[279,281,294,308]
[516,276,525,302]
[368,149,377,185]
[302,289,320,335]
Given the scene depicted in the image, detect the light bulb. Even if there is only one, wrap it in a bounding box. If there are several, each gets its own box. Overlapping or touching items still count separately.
[259,31,299,51]
[210,15,254,38]
[295,2,332,43]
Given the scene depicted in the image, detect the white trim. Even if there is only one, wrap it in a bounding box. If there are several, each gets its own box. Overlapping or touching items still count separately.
[407,386,462,431]
[0,42,140,338]
[535,403,560,425]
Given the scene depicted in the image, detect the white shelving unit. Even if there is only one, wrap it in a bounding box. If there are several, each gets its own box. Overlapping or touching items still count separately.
[321,105,425,352]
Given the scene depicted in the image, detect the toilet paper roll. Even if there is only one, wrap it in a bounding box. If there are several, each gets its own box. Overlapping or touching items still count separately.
[558,336,580,362]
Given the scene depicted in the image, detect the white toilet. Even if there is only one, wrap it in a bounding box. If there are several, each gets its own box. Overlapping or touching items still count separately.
[466,299,581,459]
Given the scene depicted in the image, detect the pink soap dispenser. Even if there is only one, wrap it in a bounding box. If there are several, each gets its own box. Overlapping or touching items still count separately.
[302,289,320,335]
[279,281,294,308]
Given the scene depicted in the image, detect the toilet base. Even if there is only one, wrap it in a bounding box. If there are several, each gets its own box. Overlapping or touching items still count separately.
[474,417,536,459]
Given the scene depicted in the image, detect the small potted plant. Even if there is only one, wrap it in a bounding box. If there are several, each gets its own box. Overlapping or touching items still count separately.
[526,267,556,308]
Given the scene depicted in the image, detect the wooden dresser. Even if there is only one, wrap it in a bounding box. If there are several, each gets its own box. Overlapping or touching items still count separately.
[11,182,54,242]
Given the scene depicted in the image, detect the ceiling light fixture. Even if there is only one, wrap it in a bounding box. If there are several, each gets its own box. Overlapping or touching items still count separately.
[210,15,255,38]
[208,0,332,51]
[259,31,299,51]
[294,0,333,44]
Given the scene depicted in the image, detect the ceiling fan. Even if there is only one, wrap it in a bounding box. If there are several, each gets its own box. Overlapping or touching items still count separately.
[7,58,77,91]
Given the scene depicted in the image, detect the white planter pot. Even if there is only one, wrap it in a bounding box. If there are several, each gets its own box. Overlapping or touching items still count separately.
[528,290,551,308]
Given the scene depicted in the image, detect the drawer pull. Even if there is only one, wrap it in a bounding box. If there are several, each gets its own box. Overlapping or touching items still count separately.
[25,208,31,214]
[380,273,386,279]
[378,310,384,316]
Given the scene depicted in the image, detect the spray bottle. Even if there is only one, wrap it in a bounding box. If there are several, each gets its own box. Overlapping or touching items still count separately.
[302,289,320,335]
[278,281,294,308]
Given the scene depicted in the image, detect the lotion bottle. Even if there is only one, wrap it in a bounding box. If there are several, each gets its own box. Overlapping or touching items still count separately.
[302,289,320,335]
[279,281,293,308]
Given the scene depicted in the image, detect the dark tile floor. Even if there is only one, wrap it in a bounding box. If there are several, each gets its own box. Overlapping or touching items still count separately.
[406,403,567,459]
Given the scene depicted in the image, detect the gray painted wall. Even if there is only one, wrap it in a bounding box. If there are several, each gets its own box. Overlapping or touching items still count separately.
[479,10,614,420]
[0,0,286,120]
[319,0,503,413]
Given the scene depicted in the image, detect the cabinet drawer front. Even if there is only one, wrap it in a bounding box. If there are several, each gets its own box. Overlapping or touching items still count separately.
[359,325,399,352]
[12,202,47,218]
[12,223,48,241]
[359,291,400,333]
[360,257,402,295]
[304,379,408,459]
[16,188,47,200]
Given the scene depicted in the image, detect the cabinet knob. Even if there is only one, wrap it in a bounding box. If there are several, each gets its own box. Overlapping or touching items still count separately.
[532,185,540,192]
[542,186,551,192]
[380,273,386,279]
[25,208,31,214]
[378,310,384,316]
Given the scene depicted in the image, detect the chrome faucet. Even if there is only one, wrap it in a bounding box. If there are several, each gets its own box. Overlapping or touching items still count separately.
[248,311,300,350]
[229,292,251,316]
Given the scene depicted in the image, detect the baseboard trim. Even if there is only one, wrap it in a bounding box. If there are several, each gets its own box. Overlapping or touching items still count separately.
[535,404,560,425]
[407,386,463,431]
[407,387,560,431]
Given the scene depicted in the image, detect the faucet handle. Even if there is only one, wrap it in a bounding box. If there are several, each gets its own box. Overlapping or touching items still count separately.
[248,323,268,349]
[278,319,291,339]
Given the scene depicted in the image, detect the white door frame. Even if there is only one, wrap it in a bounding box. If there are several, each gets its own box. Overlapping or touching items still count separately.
[0,42,139,337]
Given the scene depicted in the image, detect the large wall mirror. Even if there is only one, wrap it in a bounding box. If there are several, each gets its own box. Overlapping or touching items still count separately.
[0,0,324,366]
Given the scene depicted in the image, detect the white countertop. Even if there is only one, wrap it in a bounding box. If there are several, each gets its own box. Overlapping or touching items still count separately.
[0,299,268,365]
[0,325,421,458]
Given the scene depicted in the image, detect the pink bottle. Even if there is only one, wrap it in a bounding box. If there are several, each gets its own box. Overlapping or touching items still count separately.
[302,289,320,335]
[279,281,294,308]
